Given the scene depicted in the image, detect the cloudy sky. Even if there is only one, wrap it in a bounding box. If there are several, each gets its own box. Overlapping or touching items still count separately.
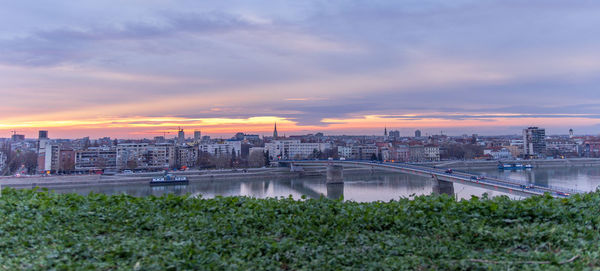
[1,0,600,139]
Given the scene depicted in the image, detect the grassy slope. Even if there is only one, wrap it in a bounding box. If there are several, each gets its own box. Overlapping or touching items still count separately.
[0,188,599,270]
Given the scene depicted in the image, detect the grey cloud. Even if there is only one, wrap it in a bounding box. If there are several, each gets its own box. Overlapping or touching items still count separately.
[381,114,600,121]
[0,11,255,66]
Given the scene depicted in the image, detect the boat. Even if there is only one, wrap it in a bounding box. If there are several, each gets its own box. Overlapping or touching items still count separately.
[498,163,525,170]
[524,164,533,169]
[149,173,189,186]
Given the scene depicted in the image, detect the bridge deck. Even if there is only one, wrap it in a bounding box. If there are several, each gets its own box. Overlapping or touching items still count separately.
[283,160,583,198]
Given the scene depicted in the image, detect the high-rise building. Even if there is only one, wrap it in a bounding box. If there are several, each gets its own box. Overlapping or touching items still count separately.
[39,130,48,139]
[194,130,202,142]
[523,127,546,158]
[10,134,25,141]
[414,130,422,138]
[569,129,574,139]
[389,130,400,139]
[177,128,185,144]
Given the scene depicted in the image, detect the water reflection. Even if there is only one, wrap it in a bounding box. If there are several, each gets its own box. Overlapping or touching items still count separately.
[326,183,344,200]
[46,166,600,202]
[476,166,600,192]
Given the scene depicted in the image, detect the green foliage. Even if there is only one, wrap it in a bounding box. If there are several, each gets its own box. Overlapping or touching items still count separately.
[0,188,599,270]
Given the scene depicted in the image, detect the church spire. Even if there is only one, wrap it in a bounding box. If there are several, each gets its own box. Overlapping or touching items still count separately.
[273,122,278,138]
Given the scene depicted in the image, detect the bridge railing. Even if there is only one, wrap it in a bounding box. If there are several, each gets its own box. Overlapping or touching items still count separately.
[286,160,586,195]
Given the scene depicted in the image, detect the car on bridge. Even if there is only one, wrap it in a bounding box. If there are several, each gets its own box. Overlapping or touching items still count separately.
[470,176,483,181]
[556,191,570,196]
[445,169,453,174]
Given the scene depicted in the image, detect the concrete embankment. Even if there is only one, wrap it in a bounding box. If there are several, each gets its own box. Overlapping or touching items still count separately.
[0,168,294,189]
[0,167,375,189]
[425,158,600,170]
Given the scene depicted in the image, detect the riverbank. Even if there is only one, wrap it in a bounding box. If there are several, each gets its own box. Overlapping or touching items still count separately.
[0,188,596,270]
[0,167,375,189]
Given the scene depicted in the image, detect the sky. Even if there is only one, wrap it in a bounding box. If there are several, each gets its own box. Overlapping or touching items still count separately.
[1,0,600,139]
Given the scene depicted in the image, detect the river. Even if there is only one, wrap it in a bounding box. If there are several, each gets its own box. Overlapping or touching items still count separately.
[46,166,600,202]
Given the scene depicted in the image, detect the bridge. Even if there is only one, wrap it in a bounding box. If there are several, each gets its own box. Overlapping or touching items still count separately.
[280,160,583,198]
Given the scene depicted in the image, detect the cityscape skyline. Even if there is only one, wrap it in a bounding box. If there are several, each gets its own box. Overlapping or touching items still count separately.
[2,1,600,138]
[0,125,587,140]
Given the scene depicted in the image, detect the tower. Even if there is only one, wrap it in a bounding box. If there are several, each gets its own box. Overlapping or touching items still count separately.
[177,127,185,144]
[384,126,388,141]
[569,129,574,139]
[273,123,278,139]
[523,127,546,159]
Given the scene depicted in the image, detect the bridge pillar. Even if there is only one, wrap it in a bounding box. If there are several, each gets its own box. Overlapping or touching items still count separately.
[432,176,454,196]
[326,164,344,184]
[326,183,344,200]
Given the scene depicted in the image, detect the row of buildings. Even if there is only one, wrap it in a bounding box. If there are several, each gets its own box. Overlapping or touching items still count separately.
[36,137,243,173]
[2,126,600,174]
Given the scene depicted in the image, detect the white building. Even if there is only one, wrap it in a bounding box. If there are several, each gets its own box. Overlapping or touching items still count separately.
[265,140,332,160]
[337,146,352,159]
[199,141,241,157]
[116,143,175,170]
[484,148,513,160]
[0,151,7,173]
[75,147,117,171]
[423,145,440,161]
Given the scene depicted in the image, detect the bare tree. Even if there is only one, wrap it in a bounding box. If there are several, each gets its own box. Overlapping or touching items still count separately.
[248,151,265,168]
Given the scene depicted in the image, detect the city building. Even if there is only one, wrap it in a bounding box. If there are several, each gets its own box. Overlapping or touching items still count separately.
[484,147,513,160]
[337,146,352,159]
[423,145,441,161]
[37,144,61,173]
[176,145,198,168]
[177,128,185,144]
[38,130,48,139]
[116,143,175,170]
[11,134,25,141]
[194,130,202,142]
[415,130,422,138]
[504,145,522,158]
[75,147,117,171]
[409,145,425,162]
[388,130,400,140]
[265,140,332,160]
[199,141,242,157]
[350,145,377,160]
[523,127,546,158]
[394,145,410,162]
[0,151,7,174]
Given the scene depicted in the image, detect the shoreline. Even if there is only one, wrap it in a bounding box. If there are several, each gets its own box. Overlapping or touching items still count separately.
[0,167,373,189]
[2,158,599,189]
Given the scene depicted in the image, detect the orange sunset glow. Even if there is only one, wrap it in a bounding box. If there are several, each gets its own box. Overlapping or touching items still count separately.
[1,1,600,139]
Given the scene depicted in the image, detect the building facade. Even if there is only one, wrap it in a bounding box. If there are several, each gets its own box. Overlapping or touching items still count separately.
[75,147,117,171]
[265,140,332,160]
[423,145,441,161]
[0,151,6,174]
[116,143,175,170]
[199,141,242,157]
[523,127,546,158]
